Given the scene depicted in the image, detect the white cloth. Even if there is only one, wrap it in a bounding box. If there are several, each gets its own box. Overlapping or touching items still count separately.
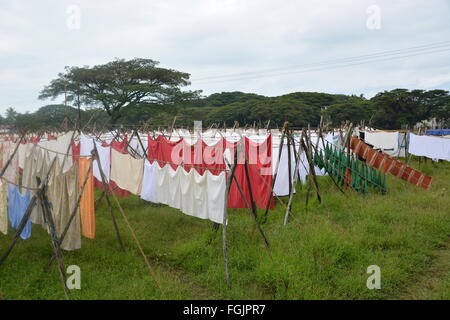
[272,135,327,195]
[154,163,169,205]
[17,143,31,169]
[143,163,226,224]
[38,131,74,172]
[2,141,19,184]
[93,142,110,182]
[110,149,143,195]
[206,171,226,224]
[364,131,399,155]
[80,133,95,157]
[140,160,157,202]
[408,133,450,161]
[80,133,109,180]
[272,142,297,196]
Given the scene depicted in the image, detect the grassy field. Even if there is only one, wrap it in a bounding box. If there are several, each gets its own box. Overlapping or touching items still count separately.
[0,159,449,300]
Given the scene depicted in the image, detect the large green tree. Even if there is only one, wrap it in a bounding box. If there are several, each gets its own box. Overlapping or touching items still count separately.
[322,101,374,127]
[39,58,201,123]
[371,89,450,129]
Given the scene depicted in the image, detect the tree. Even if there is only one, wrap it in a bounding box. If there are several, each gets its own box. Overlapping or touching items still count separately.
[371,89,450,129]
[322,102,374,127]
[39,58,201,123]
[4,107,18,124]
[371,89,425,129]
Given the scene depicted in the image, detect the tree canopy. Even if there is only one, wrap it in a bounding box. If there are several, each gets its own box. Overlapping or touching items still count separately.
[39,58,201,122]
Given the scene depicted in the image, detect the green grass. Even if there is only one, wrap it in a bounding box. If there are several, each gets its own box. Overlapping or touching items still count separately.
[0,159,449,300]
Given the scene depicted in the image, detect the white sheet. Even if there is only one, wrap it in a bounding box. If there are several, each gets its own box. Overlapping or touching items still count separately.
[408,133,450,161]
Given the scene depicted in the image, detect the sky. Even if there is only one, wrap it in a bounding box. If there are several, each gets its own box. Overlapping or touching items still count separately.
[1,0,450,113]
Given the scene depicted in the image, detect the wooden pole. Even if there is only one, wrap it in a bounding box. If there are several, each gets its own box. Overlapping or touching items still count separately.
[44,159,94,272]
[222,149,237,288]
[92,141,126,252]
[37,176,70,300]
[263,122,287,218]
[0,158,57,267]
[0,133,25,178]
[302,129,322,203]
[283,131,305,225]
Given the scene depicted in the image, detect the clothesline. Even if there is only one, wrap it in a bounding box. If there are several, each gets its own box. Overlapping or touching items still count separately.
[0,175,41,191]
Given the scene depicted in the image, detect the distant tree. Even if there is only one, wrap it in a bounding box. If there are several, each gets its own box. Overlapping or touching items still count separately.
[322,102,374,127]
[39,58,201,123]
[4,107,18,124]
[371,89,450,129]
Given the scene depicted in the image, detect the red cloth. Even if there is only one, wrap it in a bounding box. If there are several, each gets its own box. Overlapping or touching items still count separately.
[28,136,40,144]
[72,142,80,163]
[350,136,432,190]
[146,134,274,210]
[227,135,274,209]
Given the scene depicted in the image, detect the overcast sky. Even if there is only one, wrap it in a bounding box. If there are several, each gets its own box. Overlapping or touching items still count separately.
[1,0,450,113]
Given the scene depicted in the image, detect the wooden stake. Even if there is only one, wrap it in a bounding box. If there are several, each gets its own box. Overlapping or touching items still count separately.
[222,149,237,288]
[0,158,57,267]
[92,141,126,252]
[0,133,25,178]
[44,159,94,272]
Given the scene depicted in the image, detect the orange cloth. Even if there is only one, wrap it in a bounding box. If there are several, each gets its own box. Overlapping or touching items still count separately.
[78,157,95,239]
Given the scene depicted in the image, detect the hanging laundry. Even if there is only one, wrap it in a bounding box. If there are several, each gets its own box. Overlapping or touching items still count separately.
[350,136,433,190]
[0,180,7,235]
[179,166,195,216]
[47,162,81,250]
[205,171,226,224]
[167,166,182,210]
[72,142,80,163]
[144,162,226,224]
[17,142,31,170]
[364,131,400,156]
[128,134,148,157]
[408,133,450,161]
[93,141,111,183]
[22,145,45,225]
[7,184,31,240]
[228,135,273,210]
[426,129,450,136]
[78,157,95,239]
[2,141,19,184]
[272,141,297,196]
[140,159,157,203]
[154,162,170,205]
[110,149,144,195]
[38,131,75,172]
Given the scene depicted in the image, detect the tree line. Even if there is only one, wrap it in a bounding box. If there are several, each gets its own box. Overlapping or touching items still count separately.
[1,58,449,130]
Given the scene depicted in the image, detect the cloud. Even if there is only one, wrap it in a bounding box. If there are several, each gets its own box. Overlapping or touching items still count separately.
[0,0,450,113]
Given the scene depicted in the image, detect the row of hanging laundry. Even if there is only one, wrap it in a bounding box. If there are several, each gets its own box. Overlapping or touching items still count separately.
[356,128,450,161]
[0,142,93,251]
[0,128,350,249]
[0,130,276,247]
[271,131,343,196]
